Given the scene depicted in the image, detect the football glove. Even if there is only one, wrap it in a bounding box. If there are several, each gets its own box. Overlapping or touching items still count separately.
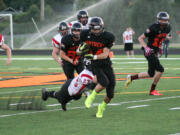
[84,54,94,60]
[144,46,152,56]
[77,43,90,55]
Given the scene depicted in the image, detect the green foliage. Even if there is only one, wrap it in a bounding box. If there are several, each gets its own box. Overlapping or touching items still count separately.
[45,4,54,19]
[0,0,6,10]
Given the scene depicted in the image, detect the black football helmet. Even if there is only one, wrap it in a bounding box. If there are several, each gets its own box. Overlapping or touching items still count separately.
[157,11,170,26]
[89,17,104,36]
[77,10,88,25]
[58,22,69,36]
[83,57,93,71]
[71,22,82,39]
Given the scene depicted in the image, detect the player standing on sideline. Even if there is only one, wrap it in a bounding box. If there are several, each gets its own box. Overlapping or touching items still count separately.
[0,34,12,65]
[69,10,89,30]
[125,11,171,96]
[123,27,135,58]
[52,22,69,66]
[162,33,172,58]
[60,22,84,79]
[42,58,97,111]
[80,17,116,118]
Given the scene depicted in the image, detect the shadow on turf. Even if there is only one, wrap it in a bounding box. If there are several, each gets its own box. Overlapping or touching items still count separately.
[0,91,45,110]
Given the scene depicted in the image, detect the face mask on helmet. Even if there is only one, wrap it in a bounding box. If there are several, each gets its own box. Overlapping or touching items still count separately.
[89,17,104,36]
[77,10,88,25]
[71,22,82,39]
[59,22,69,36]
[157,11,170,27]
[83,58,93,71]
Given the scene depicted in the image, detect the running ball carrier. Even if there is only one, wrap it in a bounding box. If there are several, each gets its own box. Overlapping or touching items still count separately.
[125,11,171,96]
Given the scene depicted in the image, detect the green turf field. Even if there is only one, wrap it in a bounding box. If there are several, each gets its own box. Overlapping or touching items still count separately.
[0,55,180,135]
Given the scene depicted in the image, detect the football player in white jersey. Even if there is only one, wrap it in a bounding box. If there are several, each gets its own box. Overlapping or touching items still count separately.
[69,10,90,30]
[0,34,12,65]
[52,22,69,66]
[41,58,97,111]
[123,27,135,58]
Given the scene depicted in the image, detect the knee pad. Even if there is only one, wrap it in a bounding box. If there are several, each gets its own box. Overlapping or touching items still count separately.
[157,66,164,73]
[148,70,155,77]
[98,76,109,87]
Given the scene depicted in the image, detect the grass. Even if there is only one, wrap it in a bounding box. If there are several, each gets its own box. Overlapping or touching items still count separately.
[0,54,180,135]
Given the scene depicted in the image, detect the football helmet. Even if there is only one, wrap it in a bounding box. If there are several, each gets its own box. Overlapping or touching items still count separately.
[83,57,93,71]
[157,11,170,26]
[89,17,104,36]
[71,22,82,39]
[58,22,69,36]
[77,10,88,25]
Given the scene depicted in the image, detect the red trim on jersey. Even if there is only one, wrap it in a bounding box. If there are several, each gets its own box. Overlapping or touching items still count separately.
[81,74,93,80]
[52,38,60,47]
[0,34,2,42]
[75,84,86,96]
[69,23,72,27]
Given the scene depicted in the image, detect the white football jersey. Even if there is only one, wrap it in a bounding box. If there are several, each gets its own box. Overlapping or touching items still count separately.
[52,34,63,49]
[123,31,134,43]
[68,69,94,96]
[0,34,4,46]
[69,19,90,30]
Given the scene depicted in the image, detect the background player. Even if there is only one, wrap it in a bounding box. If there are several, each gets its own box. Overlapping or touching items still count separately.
[80,17,116,118]
[52,22,69,66]
[123,27,135,58]
[69,10,89,30]
[0,34,12,66]
[42,58,97,111]
[125,11,171,96]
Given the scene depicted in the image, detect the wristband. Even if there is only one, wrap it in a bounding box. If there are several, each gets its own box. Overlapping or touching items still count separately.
[93,55,97,60]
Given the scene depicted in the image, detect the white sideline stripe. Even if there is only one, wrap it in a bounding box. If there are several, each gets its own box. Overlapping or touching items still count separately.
[10,102,32,106]
[46,103,70,107]
[127,105,149,109]
[1,95,180,118]
[0,87,60,95]
[0,57,180,60]
[169,107,180,110]
[168,133,180,135]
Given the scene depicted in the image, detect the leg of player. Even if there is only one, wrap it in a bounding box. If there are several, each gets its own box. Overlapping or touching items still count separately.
[85,84,104,108]
[125,72,149,88]
[149,71,163,96]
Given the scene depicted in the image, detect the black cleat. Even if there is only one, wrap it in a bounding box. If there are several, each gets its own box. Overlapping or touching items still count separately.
[61,104,67,111]
[42,88,48,101]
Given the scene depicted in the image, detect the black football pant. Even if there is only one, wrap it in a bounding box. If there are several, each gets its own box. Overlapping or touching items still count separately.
[93,65,116,99]
[62,60,83,79]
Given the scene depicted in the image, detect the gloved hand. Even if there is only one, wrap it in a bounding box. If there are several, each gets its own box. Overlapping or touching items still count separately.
[144,46,152,56]
[76,43,90,55]
[84,54,94,60]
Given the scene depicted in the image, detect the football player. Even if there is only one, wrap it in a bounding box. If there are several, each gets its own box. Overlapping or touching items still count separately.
[80,17,116,118]
[69,10,89,30]
[0,34,12,65]
[42,58,97,111]
[52,22,69,66]
[125,11,171,96]
[60,22,84,79]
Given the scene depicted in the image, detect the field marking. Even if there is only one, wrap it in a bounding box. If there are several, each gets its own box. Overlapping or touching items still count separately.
[169,107,180,110]
[127,105,149,109]
[1,89,180,99]
[1,57,180,61]
[168,133,180,135]
[10,102,32,106]
[0,95,180,118]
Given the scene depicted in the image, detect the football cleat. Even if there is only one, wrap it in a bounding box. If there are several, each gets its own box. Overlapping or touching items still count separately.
[96,104,105,118]
[42,88,48,101]
[125,74,132,88]
[149,90,163,96]
[85,93,95,108]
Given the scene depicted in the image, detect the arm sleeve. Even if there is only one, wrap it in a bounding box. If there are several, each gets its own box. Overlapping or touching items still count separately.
[106,33,115,49]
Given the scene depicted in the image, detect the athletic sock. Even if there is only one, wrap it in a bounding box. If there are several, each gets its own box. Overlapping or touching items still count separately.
[150,84,156,92]
[48,91,55,98]
[131,74,138,80]
[101,101,107,109]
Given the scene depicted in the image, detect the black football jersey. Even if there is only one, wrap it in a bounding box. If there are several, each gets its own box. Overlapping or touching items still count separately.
[61,34,82,61]
[144,23,171,52]
[80,30,115,67]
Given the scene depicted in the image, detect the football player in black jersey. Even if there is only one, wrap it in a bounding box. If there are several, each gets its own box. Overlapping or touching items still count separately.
[80,17,116,118]
[125,11,171,96]
[60,22,84,79]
